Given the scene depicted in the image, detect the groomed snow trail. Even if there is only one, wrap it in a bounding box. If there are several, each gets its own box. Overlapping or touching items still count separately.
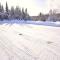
[0,24,60,60]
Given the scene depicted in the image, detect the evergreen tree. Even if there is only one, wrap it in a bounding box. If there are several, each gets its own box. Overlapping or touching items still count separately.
[15,6,21,19]
[25,8,30,20]
[1,5,4,13]
[21,8,25,20]
[25,8,27,20]
[10,6,15,19]
[11,6,15,15]
[18,8,22,19]
[0,3,3,20]
[6,2,8,13]
[25,8,27,14]
[0,3,2,12]
[39,12,42,17]
[5,2,9,19]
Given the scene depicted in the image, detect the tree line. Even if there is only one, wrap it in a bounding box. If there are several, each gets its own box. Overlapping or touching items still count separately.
[0,2,31,20]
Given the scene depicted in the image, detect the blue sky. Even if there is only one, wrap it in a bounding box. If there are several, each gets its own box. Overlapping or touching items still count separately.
[0,0,60,16]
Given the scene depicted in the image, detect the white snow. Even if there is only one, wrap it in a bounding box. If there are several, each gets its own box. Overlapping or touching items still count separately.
[0,23,60,60]
[0,20,60,27]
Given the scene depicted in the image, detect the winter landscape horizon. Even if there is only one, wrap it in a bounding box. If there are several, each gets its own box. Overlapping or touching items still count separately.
[0,0,60,60]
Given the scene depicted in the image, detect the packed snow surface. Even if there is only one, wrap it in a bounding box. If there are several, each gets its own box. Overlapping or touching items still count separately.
[0,22,60,60]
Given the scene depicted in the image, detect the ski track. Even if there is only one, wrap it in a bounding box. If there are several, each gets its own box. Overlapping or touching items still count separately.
[0,24,60,60]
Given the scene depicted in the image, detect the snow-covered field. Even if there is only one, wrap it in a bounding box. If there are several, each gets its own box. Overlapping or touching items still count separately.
[0,21,60,60]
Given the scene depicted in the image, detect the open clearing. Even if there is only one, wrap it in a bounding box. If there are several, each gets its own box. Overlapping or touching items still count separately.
[0,23,60,60]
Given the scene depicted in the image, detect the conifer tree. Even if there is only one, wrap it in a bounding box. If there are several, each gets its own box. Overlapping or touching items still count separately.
[0,3,2,12]
[6,2,8,13]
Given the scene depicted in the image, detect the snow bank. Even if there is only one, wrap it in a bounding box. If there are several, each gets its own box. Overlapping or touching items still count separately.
[0,20,60,27]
